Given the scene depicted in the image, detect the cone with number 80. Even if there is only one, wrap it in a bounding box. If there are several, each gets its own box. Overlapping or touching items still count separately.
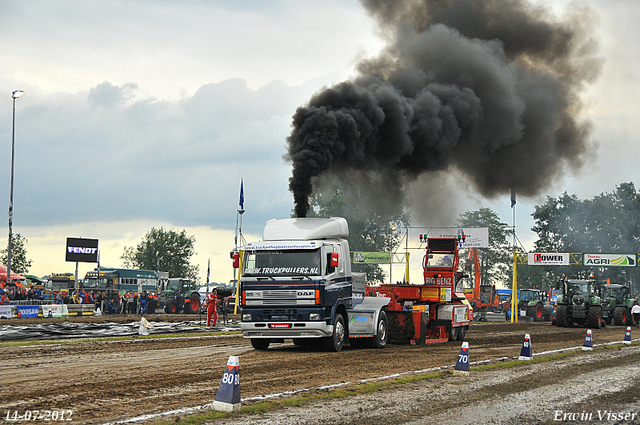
[212,355,241,412]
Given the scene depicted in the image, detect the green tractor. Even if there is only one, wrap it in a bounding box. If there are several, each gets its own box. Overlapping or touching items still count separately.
[505,289,553,322]
[164,278,201,314]
[555,277,604,328]
[601,283,636,326]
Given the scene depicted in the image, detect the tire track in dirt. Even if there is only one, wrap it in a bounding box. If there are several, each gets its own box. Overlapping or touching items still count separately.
[1,321,636,424]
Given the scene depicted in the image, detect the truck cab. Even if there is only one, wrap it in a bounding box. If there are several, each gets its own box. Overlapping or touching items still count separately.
[239,217,389,352]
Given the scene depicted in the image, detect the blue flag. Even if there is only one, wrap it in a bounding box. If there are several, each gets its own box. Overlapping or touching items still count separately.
[239,179,244,210]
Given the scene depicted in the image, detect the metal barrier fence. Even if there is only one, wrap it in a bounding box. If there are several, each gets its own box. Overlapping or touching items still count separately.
[9,300,52,306]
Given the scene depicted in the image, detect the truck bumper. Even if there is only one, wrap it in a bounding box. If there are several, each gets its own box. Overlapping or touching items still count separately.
[242,322,333,338]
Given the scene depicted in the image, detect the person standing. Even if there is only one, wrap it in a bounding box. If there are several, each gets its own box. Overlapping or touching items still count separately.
[121,292,129,316]
[96,292,103,312]
[130,292,138,314]
[207,290,218,326]
[175,290,184,314]
[139,290,148,315]
[632,303,640,327]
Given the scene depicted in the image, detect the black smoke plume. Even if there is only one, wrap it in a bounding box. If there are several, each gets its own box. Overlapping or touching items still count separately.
[286,0,601,218]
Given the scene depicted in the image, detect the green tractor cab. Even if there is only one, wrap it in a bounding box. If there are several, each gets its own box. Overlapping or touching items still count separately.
[164,278,201,314]
[602,283,636,326]
[505,289,553,322]
[555,277,604,328]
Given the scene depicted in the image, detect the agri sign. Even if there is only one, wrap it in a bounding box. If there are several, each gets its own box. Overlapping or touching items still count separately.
[584,254,636,267]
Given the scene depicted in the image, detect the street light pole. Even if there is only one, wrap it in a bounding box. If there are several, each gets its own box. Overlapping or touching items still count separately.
[7,90,24,287]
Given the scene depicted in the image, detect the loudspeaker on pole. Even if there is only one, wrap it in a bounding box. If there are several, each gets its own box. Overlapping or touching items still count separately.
[518,333,533,360]
[582,329,593,351]
[212,355,241,412]
[453,341,470,376]
[624,327,632,345]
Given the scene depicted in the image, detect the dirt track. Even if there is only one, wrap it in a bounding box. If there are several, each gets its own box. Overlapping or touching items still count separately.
[2,318,639,424]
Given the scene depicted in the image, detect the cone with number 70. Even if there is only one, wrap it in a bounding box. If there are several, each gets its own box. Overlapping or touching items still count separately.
[212,355,241,412]
[454,342,470,376]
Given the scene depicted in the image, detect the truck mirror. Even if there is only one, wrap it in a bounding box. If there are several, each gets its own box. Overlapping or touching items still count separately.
[326,253,337,274]
[232,253,240,269]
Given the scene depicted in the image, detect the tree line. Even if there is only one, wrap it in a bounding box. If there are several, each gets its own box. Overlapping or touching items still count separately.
[4,182,640,291]
[308,182,640,291]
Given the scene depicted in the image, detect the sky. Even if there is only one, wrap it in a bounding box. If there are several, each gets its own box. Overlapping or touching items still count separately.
[0,0,638,285]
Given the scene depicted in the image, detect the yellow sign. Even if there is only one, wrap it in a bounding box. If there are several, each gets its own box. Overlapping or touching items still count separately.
[422,287,439,300]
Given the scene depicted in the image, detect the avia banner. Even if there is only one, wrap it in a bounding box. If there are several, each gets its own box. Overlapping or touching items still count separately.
[351,252,391,264]
[583,254,636,267]
[528,253,570,266]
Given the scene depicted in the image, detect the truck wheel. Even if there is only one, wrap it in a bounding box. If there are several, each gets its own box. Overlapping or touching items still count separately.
[587,305,602,328]
[190,293,201,312]
[534,304,543,321]
[324,313,345,352]
[182,293,199,314]
[626,308,635,326]
[251,339,270,350]
[555,305,568,327]
[614,306,626,326]
[449,326,458,341]
[369,311,388,349]
[164,298,176,314]
[457,325,467,341]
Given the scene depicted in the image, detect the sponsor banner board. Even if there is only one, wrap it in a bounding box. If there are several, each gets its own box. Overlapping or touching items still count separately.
[0,305,13,318]
[528,253,570,266]
[427,227,489,248]
[16,305,39,318]
[66,237,99,263]
[583,253,636,267]
[42,304,69,317]
[351,252,391,264]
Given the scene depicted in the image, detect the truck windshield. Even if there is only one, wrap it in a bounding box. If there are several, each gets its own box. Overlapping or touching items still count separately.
[568,281,589,296]
[49,280,73,290]
[604,287,622,299]
[243,249,321,277]
[83,277,109,289]
[426,253,454,268]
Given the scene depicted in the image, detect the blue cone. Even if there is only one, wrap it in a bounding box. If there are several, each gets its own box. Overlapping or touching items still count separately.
[582,329,593,351]
[454,341,470,376]
[624,327,632,345]
[212,355,241,412]
[518,333,533,360]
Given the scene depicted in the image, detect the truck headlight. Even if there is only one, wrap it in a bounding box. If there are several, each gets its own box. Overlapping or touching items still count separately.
[242,313,252,321]
[309,313,320,321]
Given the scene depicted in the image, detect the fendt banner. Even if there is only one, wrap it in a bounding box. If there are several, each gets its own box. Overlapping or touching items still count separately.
[65,237,99,263]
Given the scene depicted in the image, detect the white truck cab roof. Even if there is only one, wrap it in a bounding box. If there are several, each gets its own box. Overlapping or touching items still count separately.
[262,217,349,241]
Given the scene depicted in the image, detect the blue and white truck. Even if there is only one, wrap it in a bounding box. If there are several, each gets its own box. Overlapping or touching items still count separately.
[237,217,390,352]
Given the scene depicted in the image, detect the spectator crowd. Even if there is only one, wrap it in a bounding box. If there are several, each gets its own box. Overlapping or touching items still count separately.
[0,284,159,315]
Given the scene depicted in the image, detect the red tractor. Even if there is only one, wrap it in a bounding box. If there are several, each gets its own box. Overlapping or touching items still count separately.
[366,237,470,344]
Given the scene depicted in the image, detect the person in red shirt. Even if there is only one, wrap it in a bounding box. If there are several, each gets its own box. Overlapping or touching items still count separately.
[207,289,218,326]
